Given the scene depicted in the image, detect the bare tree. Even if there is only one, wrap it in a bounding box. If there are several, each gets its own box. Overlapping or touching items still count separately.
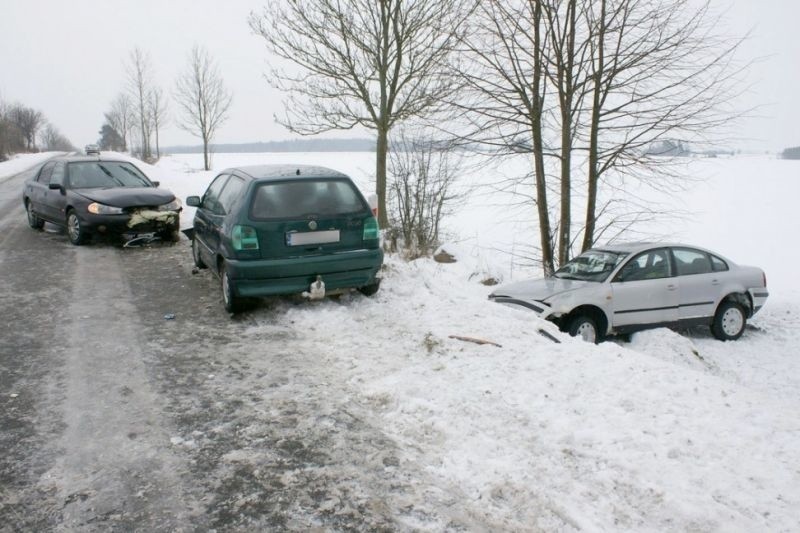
[39,123,73,152]
[149,87,168,159]
[455,0,744,275]
[105,93,134,152]
[454,0,558,274]
[249,0,477,228]
[387,130,465,257]
[126,48,154,161]
[8,104,45,152]
[578,0,746,251]
[174,45,232,171]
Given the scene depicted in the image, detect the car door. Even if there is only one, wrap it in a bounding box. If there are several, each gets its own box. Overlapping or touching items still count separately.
[670,247,720,322]
[194,174,230,268]
[27,162,55,220]
[40,162,67,222]
[610,248,679,328]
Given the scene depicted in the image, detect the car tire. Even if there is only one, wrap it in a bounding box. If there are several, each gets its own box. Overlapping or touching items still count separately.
[220,261,244,314]
[358,280,381,296]
[66,209,90,245]
[568,315,600,343]
[192,237,207,269]
[26,200,44,230]
[711,300,746,341]
[159,221,181,243]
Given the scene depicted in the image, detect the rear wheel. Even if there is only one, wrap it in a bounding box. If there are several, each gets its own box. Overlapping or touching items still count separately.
[358,279,381,296]
[220,261,244,314]
[192,237,207,269]
[568,315,599,343]
[711,301,746,341]
[26,200,44,230]
[66,209,90,245]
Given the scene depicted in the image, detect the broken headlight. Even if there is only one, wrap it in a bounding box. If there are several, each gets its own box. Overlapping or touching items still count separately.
[157,198,182,212]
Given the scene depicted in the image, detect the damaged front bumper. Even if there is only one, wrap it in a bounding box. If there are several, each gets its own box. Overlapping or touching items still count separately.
[79,208,181,237]
[487,294,556,320]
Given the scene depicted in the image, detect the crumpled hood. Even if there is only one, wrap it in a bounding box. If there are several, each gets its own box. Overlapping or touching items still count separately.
[74,187,175,208]
[489,277,591,303]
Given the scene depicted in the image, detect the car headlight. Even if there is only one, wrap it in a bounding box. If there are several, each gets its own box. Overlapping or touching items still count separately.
[158,198,182,211]
[87,202,124,215]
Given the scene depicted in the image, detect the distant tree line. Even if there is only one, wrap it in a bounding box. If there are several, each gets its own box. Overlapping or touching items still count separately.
[0,97,73,161]
[781,146,800,160]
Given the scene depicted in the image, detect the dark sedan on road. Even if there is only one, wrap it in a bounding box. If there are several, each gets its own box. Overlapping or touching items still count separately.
[22,156,182,245]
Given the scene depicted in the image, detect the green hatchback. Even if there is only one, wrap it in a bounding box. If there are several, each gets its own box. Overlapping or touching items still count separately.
[187,165,383,313]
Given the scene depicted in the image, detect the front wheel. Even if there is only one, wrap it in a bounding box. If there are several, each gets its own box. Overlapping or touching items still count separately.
[26,200,44,230]
[220,261,245,314]
[568,315,600,343]
[192,237,207,269]
[711,301,746,341]
[66,210,90,245]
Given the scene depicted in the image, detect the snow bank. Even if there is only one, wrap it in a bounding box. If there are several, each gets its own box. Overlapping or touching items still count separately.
[0,151,65,180]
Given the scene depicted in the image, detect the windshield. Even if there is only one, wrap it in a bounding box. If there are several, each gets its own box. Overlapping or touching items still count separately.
[250,179,367,219]
[67,162,152,189]
[553,250,628,282]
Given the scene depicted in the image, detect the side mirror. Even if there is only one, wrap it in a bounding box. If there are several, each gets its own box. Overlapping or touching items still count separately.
[186,196,201,207]
[152,181,160,188]
[48,183,64,193]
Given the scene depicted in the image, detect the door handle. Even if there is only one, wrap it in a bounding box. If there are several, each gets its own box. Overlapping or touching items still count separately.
[711,279,719,285]
[667,284,677,291]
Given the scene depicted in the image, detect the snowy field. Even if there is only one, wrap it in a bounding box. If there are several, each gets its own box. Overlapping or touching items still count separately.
[3,151,798,529]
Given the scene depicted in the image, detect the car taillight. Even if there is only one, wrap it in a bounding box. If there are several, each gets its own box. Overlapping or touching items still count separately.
[232,225,259,251]
[363,216,379,240]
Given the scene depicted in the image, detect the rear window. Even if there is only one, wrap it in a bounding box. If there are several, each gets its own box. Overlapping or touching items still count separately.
[250,179,367,219]
[67,162,152,189]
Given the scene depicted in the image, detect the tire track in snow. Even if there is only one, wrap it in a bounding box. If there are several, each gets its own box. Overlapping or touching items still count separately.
[37,246,204,530]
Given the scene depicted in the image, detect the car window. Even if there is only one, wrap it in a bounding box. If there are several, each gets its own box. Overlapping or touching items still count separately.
[250,179,367,219]
[50,162,66,187]
[202,174,230,215]
[673,248,713,276]
[217,176,245,215]
[553,250,628,282]
[614,249,671,282]
[36,162,55,185]
[710,254,729,272]
[67,162,152,188]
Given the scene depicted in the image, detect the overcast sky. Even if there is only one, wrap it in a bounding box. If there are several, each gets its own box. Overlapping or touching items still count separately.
[1,0,798,150]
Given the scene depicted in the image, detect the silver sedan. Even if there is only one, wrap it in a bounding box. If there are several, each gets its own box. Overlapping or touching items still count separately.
[489,243,768,342]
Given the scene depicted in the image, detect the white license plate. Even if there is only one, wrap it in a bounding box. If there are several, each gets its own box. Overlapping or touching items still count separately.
[287,230,340,246]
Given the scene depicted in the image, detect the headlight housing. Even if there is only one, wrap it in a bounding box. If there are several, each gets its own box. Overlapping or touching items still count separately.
[87,202,124,215]
[158,198,182,212]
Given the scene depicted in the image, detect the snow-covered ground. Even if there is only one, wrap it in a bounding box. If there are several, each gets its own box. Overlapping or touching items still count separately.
[0,152,65,181]
[136,151,799,531]
[6,150,795,529]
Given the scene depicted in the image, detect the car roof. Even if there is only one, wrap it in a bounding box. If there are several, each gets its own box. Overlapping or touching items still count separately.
[228,165,349,181]
[50,155,130,164]
[594,242,725,257]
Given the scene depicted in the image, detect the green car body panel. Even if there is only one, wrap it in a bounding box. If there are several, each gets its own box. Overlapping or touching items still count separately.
[190,165,383,301]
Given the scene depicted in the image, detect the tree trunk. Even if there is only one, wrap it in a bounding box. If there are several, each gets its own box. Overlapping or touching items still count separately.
[203,136,209,171]
[375,126,389,228]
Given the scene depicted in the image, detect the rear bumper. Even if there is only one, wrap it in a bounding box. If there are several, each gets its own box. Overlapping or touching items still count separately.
[749,289,769,316]
[226,248,384,297]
